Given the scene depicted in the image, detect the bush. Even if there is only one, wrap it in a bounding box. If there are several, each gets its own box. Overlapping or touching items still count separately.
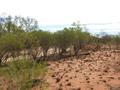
[0,58,47,90]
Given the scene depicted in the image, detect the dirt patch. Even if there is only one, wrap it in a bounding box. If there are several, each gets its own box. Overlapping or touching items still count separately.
[46,50,120,90]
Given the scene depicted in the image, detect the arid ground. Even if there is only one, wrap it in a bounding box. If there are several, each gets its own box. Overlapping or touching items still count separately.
[46,50,120,90]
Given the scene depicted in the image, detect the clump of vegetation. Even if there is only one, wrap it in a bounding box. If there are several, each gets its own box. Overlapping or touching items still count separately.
[0,58,47,90]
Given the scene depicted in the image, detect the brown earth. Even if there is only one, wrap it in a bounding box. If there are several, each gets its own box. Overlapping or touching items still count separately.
[46,50,120,90]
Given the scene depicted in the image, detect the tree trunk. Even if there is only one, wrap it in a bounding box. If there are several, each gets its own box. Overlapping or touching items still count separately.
[0,59,2,66]
[43,49,48,60]
[74,45,80,56]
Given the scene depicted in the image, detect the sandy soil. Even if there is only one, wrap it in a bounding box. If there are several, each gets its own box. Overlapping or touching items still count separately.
[46,50,120,90]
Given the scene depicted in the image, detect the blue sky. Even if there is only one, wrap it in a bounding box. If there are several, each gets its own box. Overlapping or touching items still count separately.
[0,0,120,34]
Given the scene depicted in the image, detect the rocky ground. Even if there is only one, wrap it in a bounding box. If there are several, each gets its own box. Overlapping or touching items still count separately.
[46,50,120,90]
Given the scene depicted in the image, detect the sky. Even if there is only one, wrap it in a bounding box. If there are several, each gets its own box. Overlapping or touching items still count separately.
[0,0,120,34]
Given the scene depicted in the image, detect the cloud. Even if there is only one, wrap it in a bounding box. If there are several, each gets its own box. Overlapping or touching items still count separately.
[0,0,120,33]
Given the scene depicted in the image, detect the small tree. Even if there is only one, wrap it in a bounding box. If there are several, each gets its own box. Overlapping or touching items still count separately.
[39,31,52,59]
[54,28,75,55]
[113,35,120,49]
[71,22,90,55]
[0,33,23,65]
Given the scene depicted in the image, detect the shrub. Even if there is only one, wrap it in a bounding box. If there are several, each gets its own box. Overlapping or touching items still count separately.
[0,58,47,90]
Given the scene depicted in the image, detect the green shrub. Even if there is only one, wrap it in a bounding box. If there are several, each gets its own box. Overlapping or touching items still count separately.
[0,58,47,90]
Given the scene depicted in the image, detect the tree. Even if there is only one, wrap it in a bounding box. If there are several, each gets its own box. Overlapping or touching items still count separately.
[54,28,75,55]
[0,33,23,65]
[113,35,120,49]
[19,17,39,32]
[39,31,52,59]
[71,22,90,55]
